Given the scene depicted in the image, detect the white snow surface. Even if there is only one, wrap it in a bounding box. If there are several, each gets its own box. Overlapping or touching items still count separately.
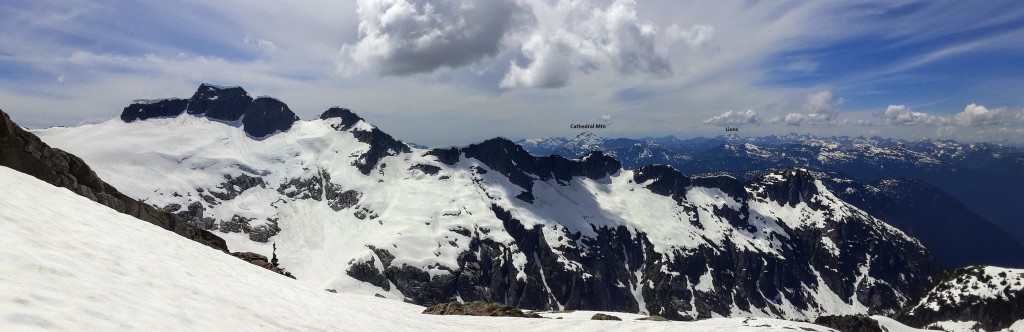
[911,266,1024,312]
[870,316,930,331]
[0,166,841,331]
[32,114,923,319]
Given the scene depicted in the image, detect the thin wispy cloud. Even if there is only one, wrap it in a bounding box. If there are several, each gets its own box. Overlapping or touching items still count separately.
[0,0,1022,145]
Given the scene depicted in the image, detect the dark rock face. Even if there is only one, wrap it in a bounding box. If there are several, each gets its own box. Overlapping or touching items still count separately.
[591,313,622,321]
[0,109,228,251]
[186,84,253,121]
[896,266,1024,331]
[275,168,361,211]
[172,201,216,230]
[210,174,266,201]
[320,107,363,126]
[633,164,692,201]
[426,147,461,166]
[231,251,295,279]
[753,169,820,208]
[218,215,280,243]
[421,301,542,318]
[410,164,441,175]
[320,107,412,174]
[119,84,297,138]
[241,97,298,138]
[813,315,883,332]
[120,99,188,122]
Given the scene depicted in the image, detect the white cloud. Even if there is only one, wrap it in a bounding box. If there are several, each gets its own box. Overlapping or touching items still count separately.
[666,24,715,47]
[703,109,759,126]
[244,35,279,56]
[882,104,946,126]
[340,0,519,75]
[779,90,843,126]
[953,103,1015,126]
[500,0,680,88]
[2,1,1023,145]
[338,0,683,88]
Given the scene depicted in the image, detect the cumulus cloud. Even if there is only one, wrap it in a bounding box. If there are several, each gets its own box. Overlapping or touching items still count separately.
[880,103,1024,128]
[781,90,842,126]
[882,104,946,126]
[341,0,520,75]
[952,103,1020,126]
[340,0,689,88]
[501,0,679,88]
[703,109,759,126]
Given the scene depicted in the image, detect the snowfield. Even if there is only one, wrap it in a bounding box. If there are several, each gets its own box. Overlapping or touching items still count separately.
[31,111,932,319]
[0,165,850,331]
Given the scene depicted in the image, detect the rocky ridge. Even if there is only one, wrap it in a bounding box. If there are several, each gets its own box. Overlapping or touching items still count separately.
[33,85,939,322]
[121,83,298,138]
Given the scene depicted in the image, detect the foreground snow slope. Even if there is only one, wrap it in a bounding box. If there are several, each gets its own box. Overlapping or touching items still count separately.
[0,165,840,331]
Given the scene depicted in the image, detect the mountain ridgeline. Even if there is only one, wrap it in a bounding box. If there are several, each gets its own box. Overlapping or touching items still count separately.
[121,84,298,138]
[519,133,1024,269]
[24,83,1020,327]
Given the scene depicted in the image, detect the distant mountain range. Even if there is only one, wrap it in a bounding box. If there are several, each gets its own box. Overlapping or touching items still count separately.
[2,83,1021,329]
[518,132,1024,269]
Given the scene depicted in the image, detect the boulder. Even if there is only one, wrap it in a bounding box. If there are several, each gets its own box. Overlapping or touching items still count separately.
[813,314,883,332]
[591,313,622,321]
[422,301,542,318]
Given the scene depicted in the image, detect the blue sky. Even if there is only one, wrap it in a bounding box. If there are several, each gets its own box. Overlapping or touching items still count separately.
[1,0,1023,146]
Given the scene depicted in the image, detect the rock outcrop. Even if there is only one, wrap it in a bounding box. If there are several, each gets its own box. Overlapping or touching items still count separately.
[0,108,228,251]
[896,265,1024,331]
[241,97,297,137]
[186,84,252,121]
[590,313,622,321]
[120,98,189,122]
[813,315,884,332]
[231,251,295,279]
[428,137,621,201]
[321,107,411,174]
[421,301,542,318]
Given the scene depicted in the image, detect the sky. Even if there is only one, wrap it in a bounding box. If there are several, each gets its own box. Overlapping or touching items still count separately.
[1,0,1023,146]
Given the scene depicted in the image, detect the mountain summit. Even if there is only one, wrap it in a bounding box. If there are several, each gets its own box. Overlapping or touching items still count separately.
[33,86,940,321]
[120,83,298,138]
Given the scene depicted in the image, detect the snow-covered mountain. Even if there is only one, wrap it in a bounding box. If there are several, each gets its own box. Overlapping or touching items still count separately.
[30,84,938,321]
[897,266,1024,331]
[516,133,1024,267]
[1,165,852,331]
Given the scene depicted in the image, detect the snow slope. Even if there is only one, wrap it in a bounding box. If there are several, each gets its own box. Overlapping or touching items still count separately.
[32,103,932,319]
[0,165,841,331]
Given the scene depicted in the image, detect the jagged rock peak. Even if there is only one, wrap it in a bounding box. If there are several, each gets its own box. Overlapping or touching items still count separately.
[748,168,821,207]
[187,83,253,121]
[118,83,297,138]
[242,97,298,138]
[319,107,366,130]
[121,98,189,122]
[457,137,621,198]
